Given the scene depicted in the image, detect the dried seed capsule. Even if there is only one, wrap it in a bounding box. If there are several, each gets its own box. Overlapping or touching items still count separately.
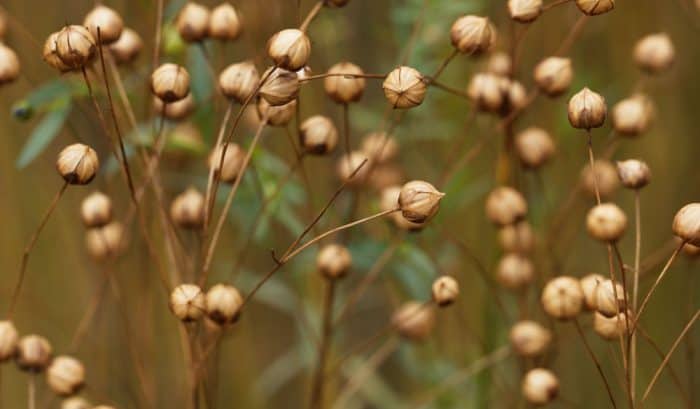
[681,240,700,257]
[219,61,260,104]
[575,0,615,15]
[616,159,651,189]
[533,57,573,97]
[586,203,627,242]
[498,221,535,254]
[467,73,504,113]
[634,33,674,74]
[80,191,112,228]
[16,335,52,372]
[170,284,206,322]
[369,164,404,192]
[336,151,370,186]
[392,302,435,341]
[43,32,71,72]
[496,253,535,290]
[47,356,85,396]
[154,94,195,121]
[382,66,427,109]
[151,63,190,103]
[596,279,626,317]
[267,29,311,71]
[485,187,528,226]
[300,115,338,155]
[0,44,19,85]
[515,127,555,169]
[509,321,552,357]
[55,25,96,70]
[505,79,527,112]
[259,67,300,106]
[317,244,352,280]
[56,144,99,185]
[398,180,444,223]
[205,284,243,325]
[380,186,424,231]
[208,143,245,184]
[0,321,18,362]
[109,28,142,65]
[522,368,559,405]
[61,397,91,409]
[508,0,543,23]
[568,87,607,130]
[432,276,459,306]
[170,187,205,229]
[84,5,124,44]
[324,62,366,103]
[361,132,398,164]
[580,273,605,310]
[450,15,496,55]
[594,311,629,340]
[541,276,584,320]
[85,221,127,261]
[612,94,654,137]
[208,3,242,41]
[177,2,210,42]
[581,159,619,199]
[256,98,296,127]
[486,52,512,77]
[673,203,700,246]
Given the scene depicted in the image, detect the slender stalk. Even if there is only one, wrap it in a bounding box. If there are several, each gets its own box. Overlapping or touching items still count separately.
[300,0,324,32]
[586,130,602,205]
[342,103,351,161]
[555,15,589,56]
[637,326,692,408]
[152,0,164,70]
[28,376,35,409]
[431,50,458,80]
[573,319,618,409]
[542,0,573,12]
[309,280,337,409]
[203,102,234,228]
[300,73,386,82]
[630,189,642,403]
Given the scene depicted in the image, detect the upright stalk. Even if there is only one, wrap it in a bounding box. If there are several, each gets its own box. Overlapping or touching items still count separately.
[309,280,337,409]
[630,189,641,403]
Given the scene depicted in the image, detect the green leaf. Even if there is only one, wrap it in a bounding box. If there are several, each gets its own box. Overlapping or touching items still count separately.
[16,98,72,169]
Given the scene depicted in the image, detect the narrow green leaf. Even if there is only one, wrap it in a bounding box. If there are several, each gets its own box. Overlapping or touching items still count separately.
[16,100,72,169]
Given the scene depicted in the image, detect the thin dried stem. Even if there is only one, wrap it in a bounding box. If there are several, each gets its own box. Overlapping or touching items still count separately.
[555,15,589,56]
[573,318,618,409]
[630,190,642,403]
[300,72,386,82]
[637,326,692,408]
[586,130,602,205]
[300,0,324,32]
[309,280,337,409]
[204,102,234,228]
[28,375,35,409]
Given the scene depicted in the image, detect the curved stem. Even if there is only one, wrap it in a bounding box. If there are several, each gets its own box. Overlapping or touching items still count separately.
[204,102,234,228]
[573,319,618,409]
[630,190,641,403]
[309,280,337,409]
[300,0,324,32]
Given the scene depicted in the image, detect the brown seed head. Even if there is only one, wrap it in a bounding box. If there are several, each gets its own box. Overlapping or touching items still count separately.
[47,356,85,396]
[209,3,242,41]
[0,44,20,85]
[467,72,505,113]
[568,87,607,129]
[634,33,674,74]
[522,368,560,405]
[485,186,528,226]
[612,94,654,136]
[324,62,366,103]
[361,132,398,164]
[450,15,496,55]
[208,143,245,184]
[498,221,535,254]
[673,203,700,246]
[317,244,352,279]
[579,273,605,310]
[581,159,619,199]
[170,187,205,229]
[541,276,584,320]
[533,57,573,97]
[177,2,210,42]
[616,159,651,189]
[151,63,190,103]
[586,203,627,242]
[679,236,700,257]
[368,164,404,192]
[56,143,99,185]
[0,321,18,362]
[170,284,206,322]
[398,180,444,223]
[596,279,626,317]
[267,29,311,71]
[508,0,543,23]
[43,32,72,72]
[336,151,371,187]
[109,28,142,65]
[259,67,300,106]
[575,0,615,15]
[84,5,124,44]
[219,61,260,103]
[509,320,552,357]
[496,253,535,290]
[515,127,555,169]
[392,302,435,341]
[16,335,52,372]
[432,275,459,306]
[55,25,96,70]
[154,93,195,121]
[256,98,297,127]
[85,221,127,261]
[382,66,427,109]
[300,115,338,155]
[380,186,424,231]
[61,397,91,409]
[205,284,244,325]
[486,52,512,77]
[594,311,629,340]
[80,191,112,228]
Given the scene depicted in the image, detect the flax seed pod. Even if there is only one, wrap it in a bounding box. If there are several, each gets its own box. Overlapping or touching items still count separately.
[208,143,245,183]
[324,62,366,103]
[109,28,142,65]
[485,187,528,226]
[16,335,52,372]
[361,132,398,164]
[80,191,112,228]
[515,127,555,169]
[432,276,459,306]
[580,273,605,310]
[0,321,18,361]
[209,3,242,41]
[398,180,444,224]
[55,25,96,71]
[256,98,296,127]
[612,94,654,137]
[594,311,629,340]
[267,29,311,71]
[259,67,300,106]
[508,0,543,23]
[219,61,260,104]
[177,2,210,42]
[634,33,674,74]
[317,244,352,280]
[84,5,124,44]
[672,203,700,246]
[496,253,535,290]
[533,57,573,97]
[486,52,512,77]
[170,187,205,229]
[170,284,206,322]
[498,221,535,254]
[382,66,427,109]
[154,93,195,121]
[568,87,607,130]
[151,63,190,103]
[509,321,552,357]
[392,302,435,341]
[679,238,700,257]
[56,144,99,185]
[586,203,627,242]
[616,159,651,189]
[467,73,504,113]
[0,44,20,85]
[450,15,496,55]
[62,397,91,409]
[595,279,626,317]
[522,368,559,405]
[336,151,371,186]
[43,32,71,72]
[299,115,338,155]
[205,284,243,325]
[47,356,85,396]
[368,164,404,192]
[575,0,615,15]
[504,79,527,112]
[85,221,127,261]
[380,186,424,231]
[541,276,584,320]
[581,159,619,199]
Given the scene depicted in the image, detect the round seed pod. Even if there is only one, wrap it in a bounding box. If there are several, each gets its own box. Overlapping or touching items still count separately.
[85,222,127,261]
[467,73,504,113]
[16,335,52,372]
[80,191,112,228]
[496,253,535,290]
[498,221,535,254]
[398,180,444,224]
[450,15,496,55]
[485,187,528,226]
[368,164,404,192]
[259,67,300,106]
[0,44,20,85]
[208,143,245,184]
[361,132,398,164]
[47,356,85,396]
[673,203,700,246]
[581,159,619,199]
[219,61,260,104]
[324,62,366,103]
[634,33,674,74]
[522,368,559,405]
[680,238,700,258]
[541,276,584,320]
[486,52,512,77]
[43,32,71,72]
[61,397,91,409]
[594,311,629,340]
[515,127,555,169]
[612,94,654,137]
[151,63,190,103]
[154,93,195,121]
[267,29,310,71]
[432,276,459,306]
[170,284,206,322]
[508,0,543,23]
[205,284,243,325]
[83,5,124,44]
[392,302,435,341]
[616,159,651,189]
[299,115,338,155]
[55,25,96,71]
[586,203,627,242]
[580,273,605,310]
[336,151,370,186]
[109,28,142,64]
[176,2,210,42]
[208,3,242,41]
[533,57,573,97]
[505,79,527,112]
[380,186,424,231]
[575,0,615,15]
[170,187,205,229]
[317,244,352,279]
[596,279,626,317]
[256,98,296,127]
[0,321,18,362]
[568,87,607,130]
[509,321,552,357]
[56,144,99,185]
[382,66,427,109]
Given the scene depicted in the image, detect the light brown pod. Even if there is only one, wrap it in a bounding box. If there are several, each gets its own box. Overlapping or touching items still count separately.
[522,368,559,405]
[382,66,427,109]
[47,355,85,396]
[324,62,366,103]
[596,279,626,317]
[0,321,18,362]
[267,29,311,71]
[611,94,654,137]
[680,237,700,257]
[634,33,674,74]
[256,98,297,127]
[580,273,605,310]
[109,28,142,64]
[360,132,398,164]
[568,87,607,130]
[16,335,52,372]
[205,284,243,325]
[616,159,651,189]
[259,67,300,106]
[486,52,512,77]
[380,186,424,231]
[0,44,20,85]
[154,93,195,121]
[508,0,543,23]
[368,164,404,192]
[85,221,127,261]
[43,32,71,72]
[209,3,242,41]
[392,302,435,341]
[496,253,535,290]
[515,127,555,169]
[505,79,527,112]
[533,57,573,97]
[509,320,552,357]
[432,276,459,306]
[80,191,112,228]
[673,203,700,246]
[56,143,99,185]
[498,221,535,254]
[467,72,504,113]
[170,284,206,322]
[541,276,584,320]
[581,159,619,199]
[316,244,352,279]
[84,5,124,44]
[594,312,629,340]
[398,180,444,223]
[170,187,205,229]
[61,397,91,409]
[177,2,211,42]
[55,25,97,70]
[336,151,371,186]
[575,0,615,15]
[300,115,338,155]
[586,203,627,242]
[485,187,528,226]
[208,143,245,184]
[151,63,190,103]
[219,61,260,103]
[450,15,496,55]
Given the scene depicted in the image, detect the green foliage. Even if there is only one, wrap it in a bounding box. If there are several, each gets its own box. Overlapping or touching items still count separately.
[15,96,72,169]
